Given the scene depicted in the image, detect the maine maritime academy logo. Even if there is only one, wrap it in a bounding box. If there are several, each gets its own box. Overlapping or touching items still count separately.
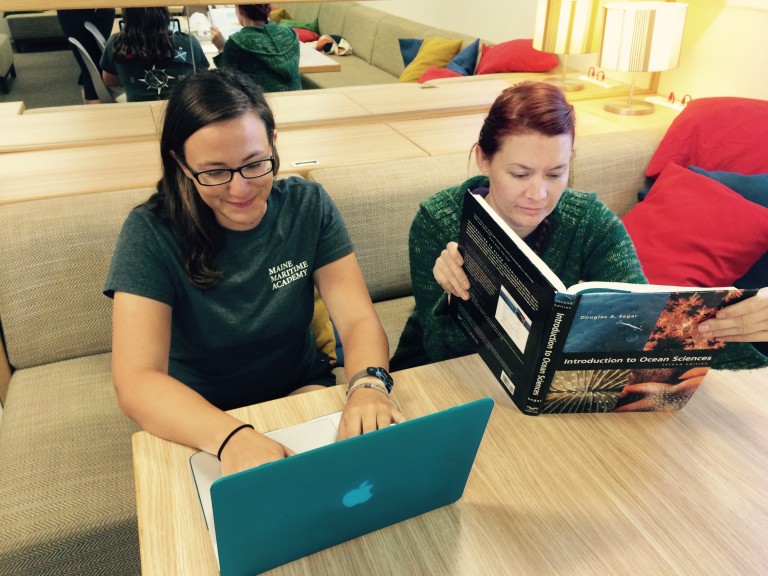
[342,480,374,508]
[269,259,308,290]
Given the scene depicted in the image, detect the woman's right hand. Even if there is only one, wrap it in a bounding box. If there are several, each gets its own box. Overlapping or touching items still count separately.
[210,26,225,51]
[219,427,295,476]
[433,241,470,300]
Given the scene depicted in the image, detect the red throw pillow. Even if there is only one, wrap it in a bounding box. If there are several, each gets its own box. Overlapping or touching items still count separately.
[475,39,559,74]
[645,97,768,178]
[418,65,462,83]
[623,162,768,287]
[294,27,320,42]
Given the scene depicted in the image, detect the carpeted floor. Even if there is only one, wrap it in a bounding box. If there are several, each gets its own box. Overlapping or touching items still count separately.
[0,44,84,109]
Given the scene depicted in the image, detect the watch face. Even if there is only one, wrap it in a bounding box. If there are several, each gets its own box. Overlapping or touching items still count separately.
[367,367,394,392]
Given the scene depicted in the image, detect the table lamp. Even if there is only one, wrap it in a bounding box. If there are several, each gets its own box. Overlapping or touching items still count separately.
[533,0,601,91]
[598,1,688,115]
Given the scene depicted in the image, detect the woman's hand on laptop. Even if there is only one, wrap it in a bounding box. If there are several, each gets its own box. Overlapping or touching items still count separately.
[338,387,405,440]
[220,428,296,476]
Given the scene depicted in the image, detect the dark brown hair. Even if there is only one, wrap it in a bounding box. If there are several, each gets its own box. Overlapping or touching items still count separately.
[238,4,272,23]
[113,8,175,65]
[146,68,279,289]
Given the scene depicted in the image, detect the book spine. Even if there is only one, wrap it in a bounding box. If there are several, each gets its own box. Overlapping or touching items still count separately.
[524,294,576,414]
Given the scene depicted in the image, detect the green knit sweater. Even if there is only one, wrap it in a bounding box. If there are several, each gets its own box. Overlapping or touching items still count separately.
[390,176,768,372]
[213,22,301,93]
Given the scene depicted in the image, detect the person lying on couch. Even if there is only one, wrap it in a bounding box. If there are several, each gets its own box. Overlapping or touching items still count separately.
[105,69,402,477]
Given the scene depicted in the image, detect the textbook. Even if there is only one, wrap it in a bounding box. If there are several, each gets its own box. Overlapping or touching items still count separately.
[449,191,757,415]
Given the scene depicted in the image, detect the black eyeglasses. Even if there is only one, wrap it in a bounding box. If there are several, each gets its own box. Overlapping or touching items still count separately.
[177,155,275,186]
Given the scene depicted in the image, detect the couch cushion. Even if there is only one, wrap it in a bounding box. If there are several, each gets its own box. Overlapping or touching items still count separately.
[371,15,434,77]
[476,39,559,74]
[570,127,665,218]
[301,55,397,89]
[339,5,389,64]
[398,37,463,83]
[0,188,153,369]
[307,153,481,301]
[0,353,140,576]
[316,1,355,37]
[645,96,768,179]
[622,162,768,287]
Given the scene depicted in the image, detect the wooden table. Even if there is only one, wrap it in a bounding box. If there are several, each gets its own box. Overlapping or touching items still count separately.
[133,354,768,575]
[0,122,427,203]
[343,78,513,120]
[0,105,158,153]
[200,39,341,74]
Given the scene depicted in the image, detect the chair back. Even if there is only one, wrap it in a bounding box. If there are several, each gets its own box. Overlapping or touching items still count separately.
[83,20,107,54]
[67,36,116,104]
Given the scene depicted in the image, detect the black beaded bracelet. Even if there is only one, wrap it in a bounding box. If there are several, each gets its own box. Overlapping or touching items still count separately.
[217,424,254,461]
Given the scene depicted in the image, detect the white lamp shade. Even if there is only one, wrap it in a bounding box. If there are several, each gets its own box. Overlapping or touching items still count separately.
[599,2,688,73]
[533,0,600,55]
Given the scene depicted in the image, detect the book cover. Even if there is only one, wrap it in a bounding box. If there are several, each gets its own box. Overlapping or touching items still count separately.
[449,191,756,415]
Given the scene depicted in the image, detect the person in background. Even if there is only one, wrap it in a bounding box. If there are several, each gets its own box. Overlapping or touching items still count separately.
[106,69,401,476]
[100,7,208,102]
[391,81,767,380]
[57,8,116,104]
[210,4,301,93]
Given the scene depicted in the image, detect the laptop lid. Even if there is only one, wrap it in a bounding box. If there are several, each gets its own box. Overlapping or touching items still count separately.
[190,397,493,576]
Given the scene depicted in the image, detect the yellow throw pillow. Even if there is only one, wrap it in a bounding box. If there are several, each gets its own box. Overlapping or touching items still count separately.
[398,37,463,83]
[269,8,288,23]
[311,287,338,365]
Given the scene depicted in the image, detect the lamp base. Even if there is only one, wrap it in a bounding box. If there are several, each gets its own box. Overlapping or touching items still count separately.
[603,99,655,116]
[543,75,585,92]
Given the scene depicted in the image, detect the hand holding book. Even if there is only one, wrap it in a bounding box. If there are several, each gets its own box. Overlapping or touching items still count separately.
[433,241,470,302]
[697,287,768,343]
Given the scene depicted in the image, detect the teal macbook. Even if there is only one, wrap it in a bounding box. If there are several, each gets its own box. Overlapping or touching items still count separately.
[190,397,494,576]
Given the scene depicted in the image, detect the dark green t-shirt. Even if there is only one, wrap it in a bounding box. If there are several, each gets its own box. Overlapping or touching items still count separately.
[104,177,353,409]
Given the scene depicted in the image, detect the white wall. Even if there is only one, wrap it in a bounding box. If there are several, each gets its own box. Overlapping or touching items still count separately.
[659,0,768,99]
[365,0,537,45]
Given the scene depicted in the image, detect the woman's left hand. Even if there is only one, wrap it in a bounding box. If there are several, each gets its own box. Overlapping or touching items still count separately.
[337,387,405,440]
[697,287,768,342]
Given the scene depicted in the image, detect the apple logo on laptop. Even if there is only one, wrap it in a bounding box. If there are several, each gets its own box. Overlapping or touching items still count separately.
[342,480,373,508]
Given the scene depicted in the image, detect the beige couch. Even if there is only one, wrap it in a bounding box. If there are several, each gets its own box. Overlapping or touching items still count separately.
[274,2,478,89]
[2,11,65,52]
[0,127,664,575]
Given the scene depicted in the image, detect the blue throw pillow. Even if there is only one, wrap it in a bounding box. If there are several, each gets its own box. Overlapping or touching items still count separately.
[688,166,768,289]
[688,166,768,208]
[399,38,424,68]
[446,38,480,76]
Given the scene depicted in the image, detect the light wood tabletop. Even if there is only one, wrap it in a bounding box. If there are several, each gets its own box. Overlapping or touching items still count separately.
[343,78,513,120]
[0,123,427,203]
[0,105,158,153]
[133,354,768,575]
[0,140,160,204]
[200,39,341,74]
[0,101,25,116]
[277,123,429,176]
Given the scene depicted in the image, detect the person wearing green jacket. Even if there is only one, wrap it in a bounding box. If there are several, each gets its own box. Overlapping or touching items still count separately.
[211,4,301,93]
[391,81,768,379]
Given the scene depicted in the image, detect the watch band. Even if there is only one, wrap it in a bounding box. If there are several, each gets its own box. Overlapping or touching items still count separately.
[347,366,394,393]
[346,380,401,411]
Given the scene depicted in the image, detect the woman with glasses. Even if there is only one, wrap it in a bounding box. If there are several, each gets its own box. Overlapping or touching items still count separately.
[105,68,402,476]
